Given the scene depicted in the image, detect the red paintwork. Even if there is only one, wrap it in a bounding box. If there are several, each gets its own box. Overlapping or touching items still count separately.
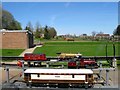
[24,53,47,61]
[80,59,97,67]
[68,61,77,67]
[17,60,22,67]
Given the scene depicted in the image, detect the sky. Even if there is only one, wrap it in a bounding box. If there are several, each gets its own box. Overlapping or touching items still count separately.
[2,2,118,35]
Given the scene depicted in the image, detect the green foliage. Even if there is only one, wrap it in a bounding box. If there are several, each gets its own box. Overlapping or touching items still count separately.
[0,6,2,29]
[34,23,57,39]
[7,20,22,30]
[2,9,22,30]
[35,28,40,38]
[25,21,33,32]
[114,25,120,35]
[34,22,43,38]
[48,27,57,38]
[44,25,51,39]
[43,26,57,39]
[117,60,120,65]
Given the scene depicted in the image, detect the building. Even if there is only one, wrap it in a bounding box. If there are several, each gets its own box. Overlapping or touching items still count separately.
[95,34,110,40]
[96,34,110,37]
[40,34,44,38]
[0,30,34,49]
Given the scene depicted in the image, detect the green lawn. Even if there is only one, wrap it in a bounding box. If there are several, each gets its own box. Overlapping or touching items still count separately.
[1,49,24,56]
[34,41,120,56]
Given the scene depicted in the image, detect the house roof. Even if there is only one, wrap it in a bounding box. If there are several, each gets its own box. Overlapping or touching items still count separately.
[96,34,110,36]
[0,29,33,34]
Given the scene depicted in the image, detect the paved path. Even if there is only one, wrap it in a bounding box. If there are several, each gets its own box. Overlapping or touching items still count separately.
[1,45,43,64]
[93,68,118,88]
[1,67,22,84]
[19,45,42,56]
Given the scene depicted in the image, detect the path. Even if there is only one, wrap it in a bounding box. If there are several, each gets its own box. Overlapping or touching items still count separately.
[1,45,43,85]
[19,45,42,56]
[1,45,42,64]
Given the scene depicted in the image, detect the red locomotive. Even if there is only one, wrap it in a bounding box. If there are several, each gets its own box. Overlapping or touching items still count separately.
[68,60,77,69]
[79,59,98,68]
[68,59,98,69]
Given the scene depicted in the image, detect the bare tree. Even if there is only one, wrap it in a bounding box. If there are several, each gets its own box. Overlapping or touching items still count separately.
[25,21,33,32]
[98,31,104,34]
[91,31,97,36]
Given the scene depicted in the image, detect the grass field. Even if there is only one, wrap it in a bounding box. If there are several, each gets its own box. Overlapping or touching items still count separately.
[34,41,120,56]
[1,49,24,56]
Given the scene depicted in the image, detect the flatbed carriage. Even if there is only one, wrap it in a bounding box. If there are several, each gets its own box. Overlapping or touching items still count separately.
[24,69,94,88]
[58,53,82,60]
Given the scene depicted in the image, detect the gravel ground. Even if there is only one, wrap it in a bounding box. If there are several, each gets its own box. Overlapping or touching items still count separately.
[0,66,120,88]
[0,67,22,84]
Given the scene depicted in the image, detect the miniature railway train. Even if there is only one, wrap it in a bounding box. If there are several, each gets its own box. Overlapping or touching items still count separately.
[68,59,98,69]
[17,53,98,68]
[24,68,94,88]
[24,53,47,61]
[58,53,82,59]
[24,53,47,67]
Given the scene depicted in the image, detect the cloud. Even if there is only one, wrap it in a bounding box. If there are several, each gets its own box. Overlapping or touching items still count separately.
[50,15,57,25]
[65,2,71,8]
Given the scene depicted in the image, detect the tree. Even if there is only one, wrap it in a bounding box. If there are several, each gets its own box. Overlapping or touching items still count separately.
[34,22,41,38]
[2,9,22,30]
[25,21,33,32]
[113,25,120,35]
[0,6,2,29]
[7,20,22,30]
[44,25,50,39]
[48,27,57,38]
[98,31,104,34]
[91,31,97,36]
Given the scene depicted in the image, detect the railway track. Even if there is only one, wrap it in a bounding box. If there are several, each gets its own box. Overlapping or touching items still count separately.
[1,63,67,69]
[1,56,120,60]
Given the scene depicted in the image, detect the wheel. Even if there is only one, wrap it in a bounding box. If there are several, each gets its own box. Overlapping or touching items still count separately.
[85,84,88,89]
[58,83,69,88]
[85,64,88,68]
[38,62,41,66]
[27,62,31,67]
[26,83,29,86]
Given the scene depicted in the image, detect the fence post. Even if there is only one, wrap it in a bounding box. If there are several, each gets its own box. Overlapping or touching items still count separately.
[112,58,117,68]
[99,62,102,80]
[5,67,9,83]
[46,62,49,68]
[22,60,24,78]
[106,69,109,86]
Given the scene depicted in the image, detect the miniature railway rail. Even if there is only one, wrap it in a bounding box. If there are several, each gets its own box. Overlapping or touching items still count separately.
[1,63,65,69]
[1,56,120,60]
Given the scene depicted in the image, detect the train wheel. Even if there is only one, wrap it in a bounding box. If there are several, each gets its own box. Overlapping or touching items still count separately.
[26,83,29,86]
[85,65,88,68]
[38,62,41,66]
[27,62,31,67]
[85,84,88,89]
[90,84,94,88]
[58,83,69,88]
